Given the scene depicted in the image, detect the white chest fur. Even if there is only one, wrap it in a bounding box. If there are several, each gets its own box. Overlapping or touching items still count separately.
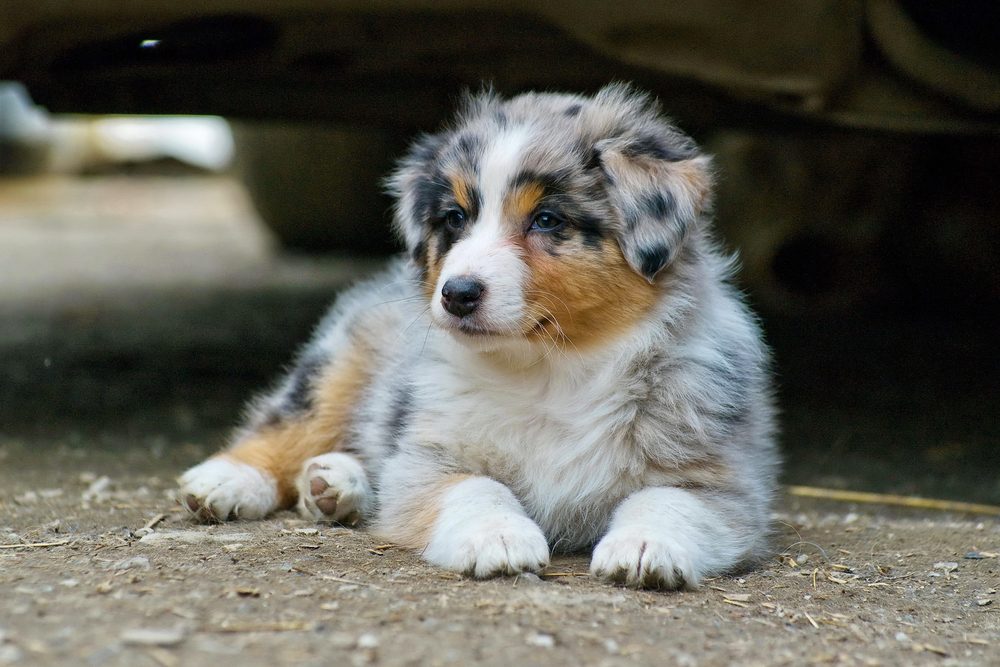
[409,338,652,548]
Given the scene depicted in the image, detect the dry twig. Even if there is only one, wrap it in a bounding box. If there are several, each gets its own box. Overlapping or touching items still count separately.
[0,539,71,549]
[786,486,1000,515]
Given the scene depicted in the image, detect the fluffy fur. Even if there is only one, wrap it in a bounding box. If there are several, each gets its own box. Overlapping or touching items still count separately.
[177,84,779,589]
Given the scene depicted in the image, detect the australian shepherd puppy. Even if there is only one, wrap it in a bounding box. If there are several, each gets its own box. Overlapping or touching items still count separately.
[177,84,778,589]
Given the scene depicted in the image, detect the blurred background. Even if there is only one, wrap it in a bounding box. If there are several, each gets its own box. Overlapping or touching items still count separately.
[1,1,998,502]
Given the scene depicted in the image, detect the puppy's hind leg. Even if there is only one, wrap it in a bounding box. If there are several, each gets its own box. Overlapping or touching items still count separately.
[179,340,377,523]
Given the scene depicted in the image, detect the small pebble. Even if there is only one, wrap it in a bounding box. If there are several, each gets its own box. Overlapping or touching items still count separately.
[120,628,186,647]
[0,644,23,665]
[357,633,379,649]
[111,556,150,571]
[895,632,909,643]
[604,639,620,655]
[525,632,555,648]
[933,562,959,573]
[976,599,992,607]
[515,572,544,586]
[796,553,809,565]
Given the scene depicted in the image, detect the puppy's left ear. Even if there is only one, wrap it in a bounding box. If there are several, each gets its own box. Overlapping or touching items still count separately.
[596,135,713,282]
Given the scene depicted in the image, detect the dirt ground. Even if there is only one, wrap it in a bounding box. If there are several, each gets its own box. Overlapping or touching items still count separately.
[1,444,998,667]
[1,175,998,666]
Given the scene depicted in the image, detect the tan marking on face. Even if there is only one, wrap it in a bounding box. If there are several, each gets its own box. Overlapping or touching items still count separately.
[223,340,375,508]
[372,474,473,549]
[524,237,660,349]
[452,175,474,214]
[503,180,545,224]
[423,242,443,300]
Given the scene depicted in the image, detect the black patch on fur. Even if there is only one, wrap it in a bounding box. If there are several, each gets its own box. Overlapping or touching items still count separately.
[435,226,455,259]
[510,168,576,197]
[385,382,413,454]
[621,133,695,162]
[565,104,582,117]
[411,240,426,265]
[574,212,605,249]
[413,170,451,223]
[640,190,676,221]
[584,146,603,172]
[453,134,482,169]
[637,244,672,279]
[281,356,325,416]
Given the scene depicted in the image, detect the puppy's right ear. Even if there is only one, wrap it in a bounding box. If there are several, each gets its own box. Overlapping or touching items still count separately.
[385,132,449,265]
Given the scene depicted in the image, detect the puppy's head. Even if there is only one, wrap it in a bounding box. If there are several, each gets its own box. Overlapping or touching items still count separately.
[387,84,712,352]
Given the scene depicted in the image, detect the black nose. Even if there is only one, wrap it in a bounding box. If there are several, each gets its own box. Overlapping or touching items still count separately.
[441,276,484,317]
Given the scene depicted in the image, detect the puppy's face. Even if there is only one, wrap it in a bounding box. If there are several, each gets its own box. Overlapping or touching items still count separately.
[388,85,712,352]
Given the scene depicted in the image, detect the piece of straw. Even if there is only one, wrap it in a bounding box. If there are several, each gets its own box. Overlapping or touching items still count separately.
[786,486,1000,516]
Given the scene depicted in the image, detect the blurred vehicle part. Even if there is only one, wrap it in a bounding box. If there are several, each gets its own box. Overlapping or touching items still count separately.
[2,1,997,134]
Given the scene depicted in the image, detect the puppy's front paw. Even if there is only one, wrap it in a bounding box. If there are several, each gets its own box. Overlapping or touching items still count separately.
[177,458,277,522]
[295,452,371,525]
[424,514,550,578]
[590,528,698,590]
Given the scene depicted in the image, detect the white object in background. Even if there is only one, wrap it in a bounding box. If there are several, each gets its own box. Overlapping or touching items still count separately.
[0,81,51,141]
[48,115,234,173]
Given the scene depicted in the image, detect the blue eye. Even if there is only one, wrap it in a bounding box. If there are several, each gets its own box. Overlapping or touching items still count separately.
[444,208,466,231]
[531,210,564,232]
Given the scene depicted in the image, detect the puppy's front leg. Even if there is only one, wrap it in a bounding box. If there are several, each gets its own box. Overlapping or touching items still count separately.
[378,473,549,578]
[590,487,756,590]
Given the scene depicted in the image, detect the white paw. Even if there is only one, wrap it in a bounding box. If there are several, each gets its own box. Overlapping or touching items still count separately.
[295,453,371,525]
[177,458,277,522]
[424,513,550,578]
[590,528,699,590]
